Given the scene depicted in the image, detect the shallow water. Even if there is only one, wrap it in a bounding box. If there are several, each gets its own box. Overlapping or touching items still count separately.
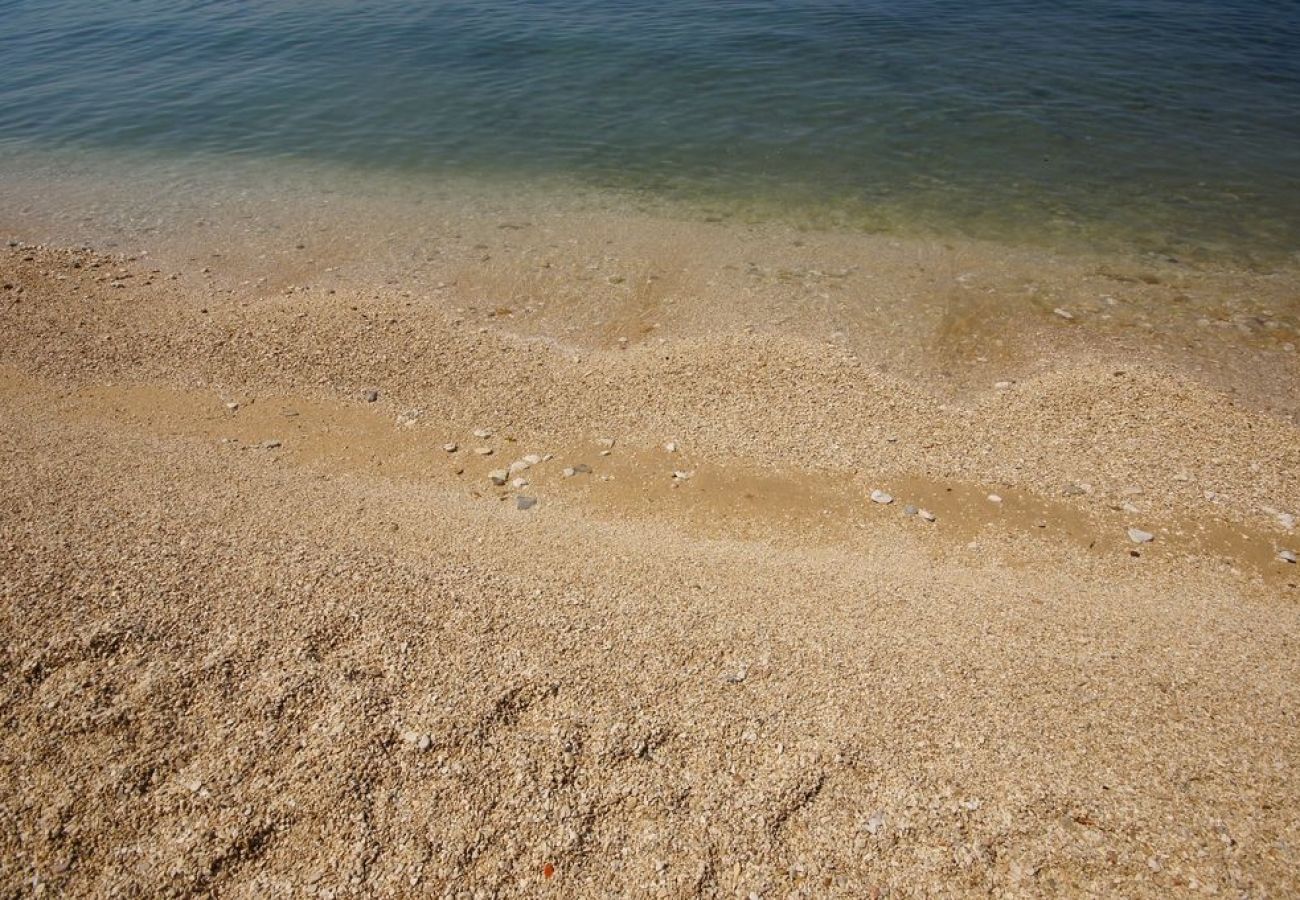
[2,0,1298,261]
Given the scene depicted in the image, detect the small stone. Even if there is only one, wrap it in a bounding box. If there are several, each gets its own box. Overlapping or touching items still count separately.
[516,496,537,510]
[919,509,936,522]
[443,443,458,452]
[509,460,531,474]
[865,812,885,835]
[870,490,893,505]
[473,428,493,438]
[511,477,529,489]
[903,504,918,516]
[600,450,612,456]
[664,441,678,453]
[1053,307,1074,320]
[362,389,379,403]
[562,467,576,478]
[673,470,694,482]
[225,401,239,411]
[994,381,1013,390]
[1279,513,1296,530]
[474,447,493,456]
[1128,528,1155,544]
[1279,549,1297,564]
[416,734,432,752]
[597,437,616,449]
[488,469,508,486]
[522,454,542,466]
[261,440,282,449]
[987,494,1002,503]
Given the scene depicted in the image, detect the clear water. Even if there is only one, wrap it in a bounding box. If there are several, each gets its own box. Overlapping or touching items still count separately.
[1,0,1298,261]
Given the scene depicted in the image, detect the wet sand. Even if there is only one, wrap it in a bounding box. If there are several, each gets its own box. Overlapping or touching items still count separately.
[1,185,1299,896]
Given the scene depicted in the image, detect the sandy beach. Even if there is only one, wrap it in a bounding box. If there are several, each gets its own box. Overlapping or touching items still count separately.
[1,185,1298,897]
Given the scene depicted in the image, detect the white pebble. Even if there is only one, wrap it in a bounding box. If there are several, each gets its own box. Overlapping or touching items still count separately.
[870,489,893,504]
[987,494,1002,503]
[1127,528,1155,544]
[1279,549,1297,564]
[442,442,458,452]
[919,509,936,522]
[1053,307,1074,320]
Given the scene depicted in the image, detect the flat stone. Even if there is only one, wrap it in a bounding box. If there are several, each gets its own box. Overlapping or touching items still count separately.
[919,509,936,522]
[508,460,531,474]
[562,467,576,477]
[224,401,239,411]
[994,381,1013,390]
[1279,549,1297,564]
[597,438,616,449]
[474,447,493,456]
[1053,307,1074,320]
[673,470,694,481]
[522,454,543,466]
[1128,528,1155,544]
[511,477,529,489]
[443,442,458,452]
[488,469,508,486]
[870,490,893,504]
[261,440,282,449]
[987,494,1002,503]
[516,496,538,510]
[473,428,493,438]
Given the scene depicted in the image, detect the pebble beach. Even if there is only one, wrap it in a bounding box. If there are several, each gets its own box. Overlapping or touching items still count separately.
[2,179,1298,894]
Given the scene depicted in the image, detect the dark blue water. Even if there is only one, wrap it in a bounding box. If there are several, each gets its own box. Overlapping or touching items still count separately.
[2,0,1298,260]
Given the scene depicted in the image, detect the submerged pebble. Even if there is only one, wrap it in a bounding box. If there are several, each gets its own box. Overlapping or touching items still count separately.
[517,496,538,510]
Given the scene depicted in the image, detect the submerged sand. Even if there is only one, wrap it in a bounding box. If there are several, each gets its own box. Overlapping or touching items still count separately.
[1,183,1299,896]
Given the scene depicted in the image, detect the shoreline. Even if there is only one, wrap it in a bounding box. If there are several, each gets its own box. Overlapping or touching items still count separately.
[2,188,1299,893]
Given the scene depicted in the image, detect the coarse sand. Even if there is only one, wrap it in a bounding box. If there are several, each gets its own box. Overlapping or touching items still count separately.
[1,221,1298,897]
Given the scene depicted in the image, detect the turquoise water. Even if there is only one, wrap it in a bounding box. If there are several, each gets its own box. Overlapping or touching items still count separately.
[1,0,1298,260]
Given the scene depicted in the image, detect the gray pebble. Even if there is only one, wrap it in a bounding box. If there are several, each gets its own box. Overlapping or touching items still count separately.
[903,505,918,516]
[516,496,538,510]
[362,389,379,403]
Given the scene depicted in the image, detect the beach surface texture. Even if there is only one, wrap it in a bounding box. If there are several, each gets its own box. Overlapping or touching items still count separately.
[1,183,1298,897]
